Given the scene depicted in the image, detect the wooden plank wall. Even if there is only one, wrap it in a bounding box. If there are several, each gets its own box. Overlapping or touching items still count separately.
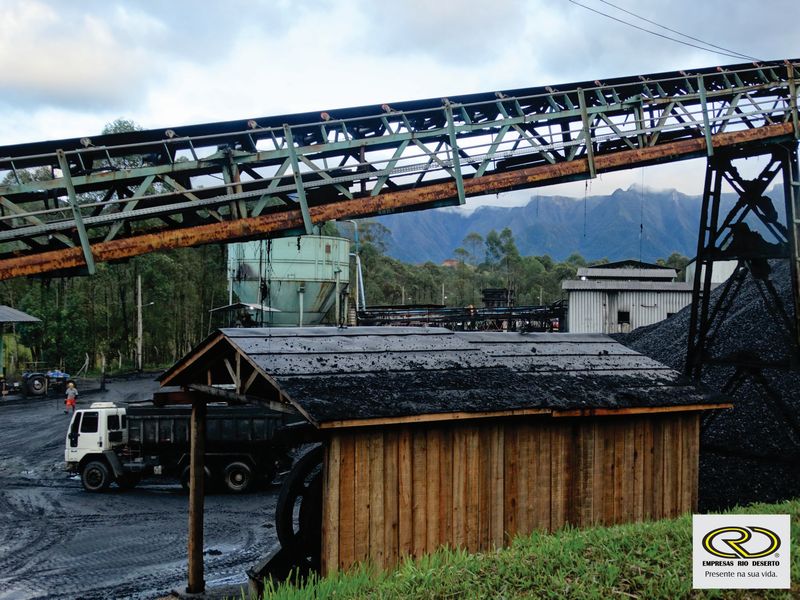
[321,412,699,574]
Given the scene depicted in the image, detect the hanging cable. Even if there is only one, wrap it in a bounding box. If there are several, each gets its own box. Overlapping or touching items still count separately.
[565,0,760,62]
[258,239,265,326]
[638,168,645,262]
[583,180,588,238]
[595,0,759,62]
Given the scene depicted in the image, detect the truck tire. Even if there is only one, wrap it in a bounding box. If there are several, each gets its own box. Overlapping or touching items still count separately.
[82,461,111,492]
[223,461,253,493]
[25,374,46,397]
[275,445,323,570]
[180,466,211,492]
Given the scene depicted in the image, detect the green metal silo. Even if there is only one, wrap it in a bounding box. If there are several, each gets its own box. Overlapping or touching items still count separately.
[228,235,351,326]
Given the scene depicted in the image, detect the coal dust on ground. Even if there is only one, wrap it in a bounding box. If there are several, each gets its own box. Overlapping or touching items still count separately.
[0,377,280,600]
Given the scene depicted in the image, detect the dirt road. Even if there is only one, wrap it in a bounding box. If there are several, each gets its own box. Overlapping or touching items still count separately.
[0,378,281,600]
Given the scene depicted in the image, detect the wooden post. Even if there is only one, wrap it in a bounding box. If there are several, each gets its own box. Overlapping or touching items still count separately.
[136,274,143,372]
[187,398,206,593]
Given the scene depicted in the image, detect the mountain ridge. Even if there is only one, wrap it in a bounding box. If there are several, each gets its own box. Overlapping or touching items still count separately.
[376,185,786,264]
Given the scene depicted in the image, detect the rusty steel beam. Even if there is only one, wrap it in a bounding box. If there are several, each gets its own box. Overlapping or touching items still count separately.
[0,122,793,281]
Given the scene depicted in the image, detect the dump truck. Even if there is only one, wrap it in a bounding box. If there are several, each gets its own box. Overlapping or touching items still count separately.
[65,401,294,493]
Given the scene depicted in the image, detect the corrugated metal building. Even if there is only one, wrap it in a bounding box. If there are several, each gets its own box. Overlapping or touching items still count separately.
[684,259,738,285]
[562,261,693,334]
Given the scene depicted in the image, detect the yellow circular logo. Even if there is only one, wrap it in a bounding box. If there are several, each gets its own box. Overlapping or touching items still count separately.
[702,526,781,559]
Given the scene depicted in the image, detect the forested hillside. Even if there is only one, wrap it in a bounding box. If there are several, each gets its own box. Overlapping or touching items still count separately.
[0,247,228,374]
[354,222,688,309]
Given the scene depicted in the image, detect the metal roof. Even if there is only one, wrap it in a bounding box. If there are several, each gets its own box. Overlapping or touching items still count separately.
[0,305,40,323]
[575,267,677,280]
[594,260,670,270]
[208,302,281,313]
[562,280,693,292]
[160,327,721,426]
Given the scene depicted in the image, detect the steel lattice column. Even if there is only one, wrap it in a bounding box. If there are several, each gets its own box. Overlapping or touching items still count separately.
[685,145,800,381]
[786,145,800,346]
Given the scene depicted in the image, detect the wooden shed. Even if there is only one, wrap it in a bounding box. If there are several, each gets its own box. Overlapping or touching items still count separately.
[160,326,729,577]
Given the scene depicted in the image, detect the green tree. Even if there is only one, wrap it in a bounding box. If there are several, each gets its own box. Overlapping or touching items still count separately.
[484,230,504,266]
[658,252,690,277]
[453,247,469,264]
[565,252,587,268]
[462,232,484,266]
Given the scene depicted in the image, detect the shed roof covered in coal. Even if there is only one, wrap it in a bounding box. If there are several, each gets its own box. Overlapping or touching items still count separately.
[159,327,727,427]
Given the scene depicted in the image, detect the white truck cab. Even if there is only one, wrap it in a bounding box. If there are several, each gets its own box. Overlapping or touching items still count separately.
[65,402,129,491]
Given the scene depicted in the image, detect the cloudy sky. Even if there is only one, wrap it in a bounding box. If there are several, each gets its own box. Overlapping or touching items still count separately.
[1,0,796,208]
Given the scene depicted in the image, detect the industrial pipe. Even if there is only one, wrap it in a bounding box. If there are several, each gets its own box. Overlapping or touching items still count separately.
[298,286,305,327]
[345,220,367,311]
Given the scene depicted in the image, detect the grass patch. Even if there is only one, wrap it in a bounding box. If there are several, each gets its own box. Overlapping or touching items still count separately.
[256,499,799,599]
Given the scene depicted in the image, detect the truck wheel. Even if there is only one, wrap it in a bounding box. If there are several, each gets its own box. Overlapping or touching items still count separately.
[223,462,253,493]
[25,374,46,397]
[82,461,111,492]
[275,445,323,571]
[180,466,211,492]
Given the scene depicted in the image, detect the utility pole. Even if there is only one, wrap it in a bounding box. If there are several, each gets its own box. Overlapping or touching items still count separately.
[136,274,143,372]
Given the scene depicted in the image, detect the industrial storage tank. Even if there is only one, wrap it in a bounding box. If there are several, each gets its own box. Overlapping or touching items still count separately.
[228,235,351,327]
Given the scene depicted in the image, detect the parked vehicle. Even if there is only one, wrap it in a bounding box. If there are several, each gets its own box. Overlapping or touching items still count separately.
[20,370,47,396]
[18,367,71,397]
[65,401,294,493]
[45,369,70,394]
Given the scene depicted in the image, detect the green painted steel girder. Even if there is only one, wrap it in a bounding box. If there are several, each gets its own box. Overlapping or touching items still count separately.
[56,150,95,274]
[0,59,797,271]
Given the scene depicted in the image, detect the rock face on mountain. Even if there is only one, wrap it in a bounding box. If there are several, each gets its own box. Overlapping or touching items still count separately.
[616,260,800,510]
[378,185,786,265]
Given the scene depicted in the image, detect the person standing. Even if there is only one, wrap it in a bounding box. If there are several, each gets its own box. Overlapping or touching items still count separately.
[65,382,78,414]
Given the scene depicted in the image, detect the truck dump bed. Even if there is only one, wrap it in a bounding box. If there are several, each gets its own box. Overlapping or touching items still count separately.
[127,404,292,450]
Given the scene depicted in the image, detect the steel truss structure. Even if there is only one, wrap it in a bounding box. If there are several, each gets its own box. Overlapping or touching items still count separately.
[0,59,799,280]
[356,302,566,331]
[685,145,800,382]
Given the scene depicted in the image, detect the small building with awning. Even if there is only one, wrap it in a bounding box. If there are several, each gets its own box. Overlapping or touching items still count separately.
[0,305,40,378]
[158,326,729,588]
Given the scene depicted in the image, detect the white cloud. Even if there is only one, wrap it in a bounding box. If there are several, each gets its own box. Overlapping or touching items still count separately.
[0,0,797,204]
[0,0,164,109]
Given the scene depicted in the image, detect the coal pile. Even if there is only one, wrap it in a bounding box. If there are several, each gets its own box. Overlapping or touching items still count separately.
[616,259,800,510]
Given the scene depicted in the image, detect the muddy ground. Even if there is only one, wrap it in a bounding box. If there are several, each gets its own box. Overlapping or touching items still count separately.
[0,377,281,600]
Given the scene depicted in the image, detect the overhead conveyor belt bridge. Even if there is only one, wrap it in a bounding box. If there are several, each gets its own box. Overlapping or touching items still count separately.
[0,58,798,281]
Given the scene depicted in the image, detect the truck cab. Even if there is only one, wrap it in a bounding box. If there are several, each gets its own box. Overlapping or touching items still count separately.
[65,402,129,491]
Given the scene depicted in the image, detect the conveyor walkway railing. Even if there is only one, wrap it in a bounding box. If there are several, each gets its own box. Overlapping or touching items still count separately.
[0,59,798,279]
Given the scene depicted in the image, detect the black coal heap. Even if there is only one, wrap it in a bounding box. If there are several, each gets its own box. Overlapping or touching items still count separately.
[616,260,800,510]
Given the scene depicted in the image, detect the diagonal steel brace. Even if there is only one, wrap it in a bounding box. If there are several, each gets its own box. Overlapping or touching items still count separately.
[56,150,95,274]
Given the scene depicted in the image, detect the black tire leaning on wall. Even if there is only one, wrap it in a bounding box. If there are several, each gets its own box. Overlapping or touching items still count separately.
[275,444,324,572]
